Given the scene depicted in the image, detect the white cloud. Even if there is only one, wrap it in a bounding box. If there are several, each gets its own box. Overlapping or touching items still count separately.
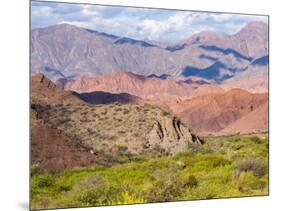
[31,1,268,44]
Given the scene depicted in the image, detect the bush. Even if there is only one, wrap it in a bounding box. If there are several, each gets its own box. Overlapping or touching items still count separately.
[237,172,267,193]
[208,156,232,168]
[153,144,169,156]
[78,185,123,205]
[183,175,198,188]
[235,158,267,177]
[87,128,95,135]
[123,109,130,115]
[147,178,177,202]
[33,174,55,188]
[31,133,269,208]
[250,136,263,144]
[75,189,101,205]
[162,111,170,116]
[116,144,128,152]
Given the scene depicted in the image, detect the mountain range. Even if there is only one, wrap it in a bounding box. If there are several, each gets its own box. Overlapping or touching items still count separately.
[31,21,269,137]
[31,20,269,173]
[31,21,268,82]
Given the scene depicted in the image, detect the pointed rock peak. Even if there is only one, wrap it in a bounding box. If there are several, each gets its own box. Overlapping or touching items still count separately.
[32,74,57,89]
[242,21,268,29]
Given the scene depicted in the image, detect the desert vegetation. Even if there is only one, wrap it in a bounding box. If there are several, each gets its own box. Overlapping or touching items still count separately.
[31,134,268,210]
[32,102,201,165]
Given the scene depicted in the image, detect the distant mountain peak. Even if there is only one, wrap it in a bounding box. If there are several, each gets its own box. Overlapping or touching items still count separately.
[31,22,268,81]
[239,21,268,32]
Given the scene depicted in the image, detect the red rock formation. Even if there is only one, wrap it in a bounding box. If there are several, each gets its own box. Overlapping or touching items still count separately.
[31,74,84,105]
[218,102,268,135]
[64,71,224,103]
[171,89,268,134]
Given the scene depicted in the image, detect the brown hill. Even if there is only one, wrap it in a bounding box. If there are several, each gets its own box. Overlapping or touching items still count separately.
[31,109,103,173]
[31,74,104,172]
[218,102,268,135]
[63,71,224,103]
[31,74,203,172]
[221,76,268,93]
[31,74,83,105]
[171,89,268,134]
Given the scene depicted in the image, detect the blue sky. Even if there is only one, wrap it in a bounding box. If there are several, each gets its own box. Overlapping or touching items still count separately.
[31,1,268,44]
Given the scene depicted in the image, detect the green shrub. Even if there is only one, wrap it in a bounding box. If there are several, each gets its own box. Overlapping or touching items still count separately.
[237,172,267,193]
[75,189,101,205]
[116,144,128,152]
[56,181,72,192]
[34,175,55,188]
[71,176,123,205]
[208,156,232,168]
[147,178,177,202]
[235,158,267,177]
[183,175,198,188]
[249,136,262,144]
[31,133,269,208]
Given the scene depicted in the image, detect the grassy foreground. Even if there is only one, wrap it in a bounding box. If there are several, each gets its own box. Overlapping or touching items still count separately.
[31,134,269,210]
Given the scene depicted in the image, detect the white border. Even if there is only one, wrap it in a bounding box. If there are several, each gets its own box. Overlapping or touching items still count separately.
[1,0,280,210]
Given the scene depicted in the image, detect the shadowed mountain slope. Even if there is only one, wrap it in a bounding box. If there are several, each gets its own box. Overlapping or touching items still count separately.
[31,22,268,81]
[64,71,224,102]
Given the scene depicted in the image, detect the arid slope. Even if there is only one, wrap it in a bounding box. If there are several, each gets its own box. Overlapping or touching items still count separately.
[31,74,202,172]
[171,89,268,134]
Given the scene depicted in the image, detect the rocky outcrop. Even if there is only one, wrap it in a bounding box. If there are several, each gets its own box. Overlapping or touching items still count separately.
[31,74,84,105]
[146,116,203,154]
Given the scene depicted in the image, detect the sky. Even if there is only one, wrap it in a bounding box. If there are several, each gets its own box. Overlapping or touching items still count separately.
[31,1,268,44]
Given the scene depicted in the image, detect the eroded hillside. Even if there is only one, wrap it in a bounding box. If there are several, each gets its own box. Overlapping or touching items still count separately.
[31,74,202,172]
